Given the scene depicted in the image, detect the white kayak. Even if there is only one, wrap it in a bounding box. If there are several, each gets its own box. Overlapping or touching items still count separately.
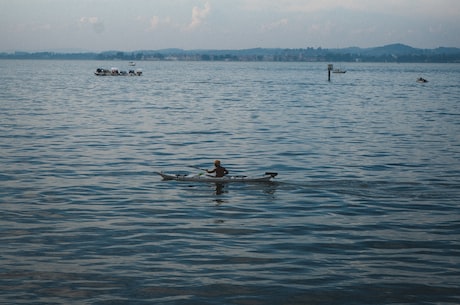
[156,172,278,183]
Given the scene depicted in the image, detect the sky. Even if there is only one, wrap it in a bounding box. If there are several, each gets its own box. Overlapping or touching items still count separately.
[1,0,460,52]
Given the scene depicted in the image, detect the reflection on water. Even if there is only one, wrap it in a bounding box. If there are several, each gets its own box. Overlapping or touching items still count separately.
[215,183,225,196]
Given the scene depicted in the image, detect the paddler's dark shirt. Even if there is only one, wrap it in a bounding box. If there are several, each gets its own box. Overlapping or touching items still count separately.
[209,166,228,177]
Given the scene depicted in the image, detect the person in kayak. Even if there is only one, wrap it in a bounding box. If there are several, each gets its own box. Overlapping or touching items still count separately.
[206,160,229,177]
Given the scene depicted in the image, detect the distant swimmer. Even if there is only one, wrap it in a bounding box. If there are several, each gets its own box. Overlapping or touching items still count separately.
[206,160,229,177]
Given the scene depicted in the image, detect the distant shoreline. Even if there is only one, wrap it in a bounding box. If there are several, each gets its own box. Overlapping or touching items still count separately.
[2,43,460,63]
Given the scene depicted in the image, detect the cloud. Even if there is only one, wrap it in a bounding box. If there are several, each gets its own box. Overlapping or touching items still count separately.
[306,21,337,37]
[79,16,105,34]
[185,1,211,31]
[261,18,288,31]
[11,23,52,33]
[150,16,160,29]
[79,17,98,25]
[145,15,173,31]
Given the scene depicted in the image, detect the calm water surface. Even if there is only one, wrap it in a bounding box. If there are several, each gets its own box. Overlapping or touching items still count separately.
[1,60,459,304]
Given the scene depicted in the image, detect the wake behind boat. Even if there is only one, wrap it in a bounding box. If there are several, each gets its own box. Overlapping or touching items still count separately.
[156,171,278,183]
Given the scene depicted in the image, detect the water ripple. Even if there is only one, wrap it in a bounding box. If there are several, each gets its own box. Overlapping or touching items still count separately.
[1,61,459,304]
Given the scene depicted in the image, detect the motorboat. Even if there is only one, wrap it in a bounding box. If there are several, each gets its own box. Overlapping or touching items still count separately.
[95,67,142,76]
[417,77,428,83]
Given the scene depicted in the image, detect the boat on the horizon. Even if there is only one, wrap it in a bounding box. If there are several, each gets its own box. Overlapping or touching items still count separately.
[94,67,142,76]
[417,77,428,83]
[332,68,346,73]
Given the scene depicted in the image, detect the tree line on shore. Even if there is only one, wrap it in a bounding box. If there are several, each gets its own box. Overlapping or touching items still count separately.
[2,44,460,63]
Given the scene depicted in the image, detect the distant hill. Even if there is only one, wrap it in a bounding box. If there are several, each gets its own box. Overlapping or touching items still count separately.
[1,43,460,62]
[331,43,460,56]
[366,43,419,56]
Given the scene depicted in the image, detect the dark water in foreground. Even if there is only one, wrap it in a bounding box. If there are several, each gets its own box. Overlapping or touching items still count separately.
[1,60,459,304]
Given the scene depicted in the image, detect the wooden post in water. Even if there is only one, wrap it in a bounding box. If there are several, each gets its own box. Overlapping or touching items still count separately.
[328,64,333,81]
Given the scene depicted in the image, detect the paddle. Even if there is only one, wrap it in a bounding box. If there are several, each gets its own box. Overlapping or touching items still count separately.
[188,165,230,178]
[188,165,208,172]
[187,165,210,177]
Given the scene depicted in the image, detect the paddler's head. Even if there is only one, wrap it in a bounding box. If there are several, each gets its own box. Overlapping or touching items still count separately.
[214,160,221,166]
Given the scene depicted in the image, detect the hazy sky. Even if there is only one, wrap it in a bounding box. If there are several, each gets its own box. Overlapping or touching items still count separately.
[1,0,459,52]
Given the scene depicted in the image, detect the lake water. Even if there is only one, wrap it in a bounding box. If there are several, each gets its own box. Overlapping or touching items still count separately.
[1,60,459,304]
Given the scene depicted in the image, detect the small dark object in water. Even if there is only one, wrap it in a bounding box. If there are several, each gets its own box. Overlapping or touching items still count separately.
[417,77,428,83]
